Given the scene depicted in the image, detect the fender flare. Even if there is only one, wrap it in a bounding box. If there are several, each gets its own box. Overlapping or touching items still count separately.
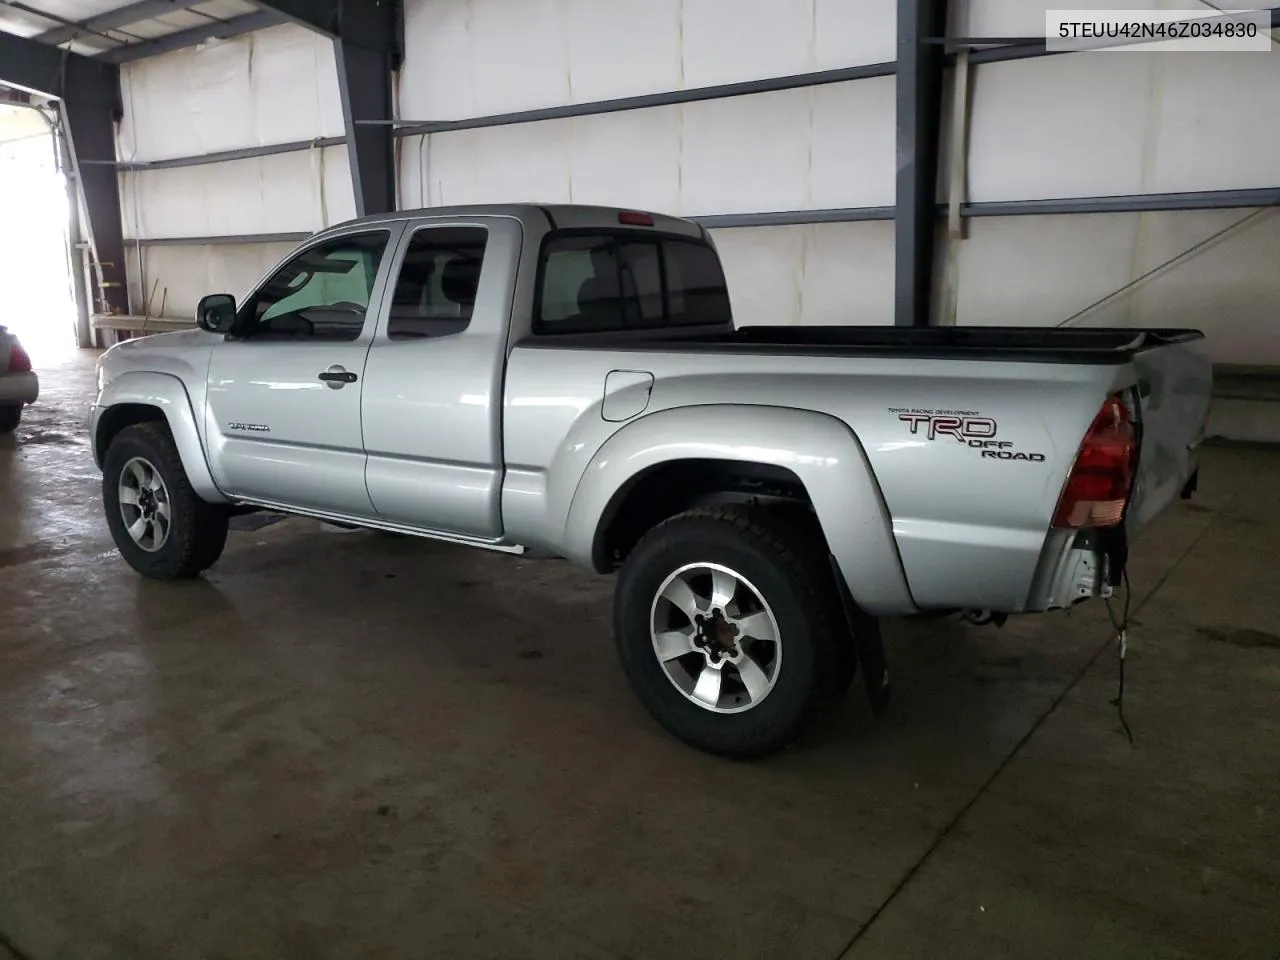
[563,404,917,616]
[92,371,229,504]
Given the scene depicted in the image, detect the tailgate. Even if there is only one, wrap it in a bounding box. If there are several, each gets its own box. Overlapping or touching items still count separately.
[1123,334,1212,532]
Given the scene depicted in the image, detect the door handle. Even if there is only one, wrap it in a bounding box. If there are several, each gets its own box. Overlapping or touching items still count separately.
[318,366,358,388]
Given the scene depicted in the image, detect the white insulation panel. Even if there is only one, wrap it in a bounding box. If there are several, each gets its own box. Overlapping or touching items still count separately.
[125,243,297,319]
[398,78,895,215]
[711,222,895,327]
[116,24,346,162]
[121,146,355,239]
[968,51,1280,202]
[955,208,1280,365]
[398,0,895,122]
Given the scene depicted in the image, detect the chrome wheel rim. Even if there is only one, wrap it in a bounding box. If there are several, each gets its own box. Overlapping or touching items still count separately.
[118,456,171,553]
[650,562,782,713]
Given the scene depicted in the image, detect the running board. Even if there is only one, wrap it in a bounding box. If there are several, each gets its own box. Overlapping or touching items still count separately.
[231,499,528,555]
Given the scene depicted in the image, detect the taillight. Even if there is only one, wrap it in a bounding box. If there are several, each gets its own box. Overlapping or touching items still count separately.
[8,343,31,373]
[1052,394,1137,529]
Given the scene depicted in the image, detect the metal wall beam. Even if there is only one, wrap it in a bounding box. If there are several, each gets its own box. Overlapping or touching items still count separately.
[694,207,896,229]
[963,187,1280,217]
[134,233,310,246]
[111,136,346,171]
[390,61,896,137]
[127,186,1280,246]
[895,0,947,327]
[103,10,285,63]
[0,27,99,98]
[35,0,209,46]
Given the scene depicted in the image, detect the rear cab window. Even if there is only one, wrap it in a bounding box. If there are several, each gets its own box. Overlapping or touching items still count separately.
[534,231,732,334]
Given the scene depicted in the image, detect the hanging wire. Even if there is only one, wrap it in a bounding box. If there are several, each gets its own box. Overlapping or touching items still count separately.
[1055,207,1274,327]
[1103,569,1135,745]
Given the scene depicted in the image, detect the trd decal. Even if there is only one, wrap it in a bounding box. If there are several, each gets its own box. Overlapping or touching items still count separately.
[889,408,1045,463]
[227,422,271,433]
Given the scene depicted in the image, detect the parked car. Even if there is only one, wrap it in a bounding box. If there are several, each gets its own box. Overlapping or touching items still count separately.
[0,325,38,433]
[88,204,1212,758]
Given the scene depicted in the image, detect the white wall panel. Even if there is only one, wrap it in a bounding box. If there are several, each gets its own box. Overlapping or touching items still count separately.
[120,146,354,239]
[968,54,1155,202]
[954,214,1141,327]
[953,209,1280,365]
[403,79,894,215]
[117,24,345,162]
[567,108,682,211]
[125,243,297,318]
[1125,209,1280,366]
[1151,53,1280,194]
[398,0,894,122]
[711,222,894,327]
[969,51,1280,202]
[680,91,814,214]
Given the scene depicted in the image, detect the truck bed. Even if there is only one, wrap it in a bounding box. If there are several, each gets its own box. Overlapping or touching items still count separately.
[519,325,1205,365]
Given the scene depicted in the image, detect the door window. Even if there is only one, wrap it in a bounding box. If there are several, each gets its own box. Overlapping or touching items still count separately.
[243,231,391,341]
[386,226,489,339]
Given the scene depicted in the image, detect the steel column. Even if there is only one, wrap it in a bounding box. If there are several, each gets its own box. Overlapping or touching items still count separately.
[256,1,401,217]
[334,39,396,215]
[895,0,948,327]
[60,89,129,315]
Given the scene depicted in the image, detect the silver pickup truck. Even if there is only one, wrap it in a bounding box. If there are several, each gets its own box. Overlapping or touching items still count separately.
[90,203,1211,758]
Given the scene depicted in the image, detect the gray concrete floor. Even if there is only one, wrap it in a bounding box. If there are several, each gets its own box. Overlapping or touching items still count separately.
[1,352,1277,960]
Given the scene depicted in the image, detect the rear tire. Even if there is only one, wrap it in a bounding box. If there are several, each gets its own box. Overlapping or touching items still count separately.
[614,505,853,759]
[103,422,229,579]
[0,405,20,434]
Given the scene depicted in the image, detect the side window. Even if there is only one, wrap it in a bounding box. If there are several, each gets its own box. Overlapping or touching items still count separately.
[387,226,488,340]
[535,233,730,333]
[245,231,390,341]
[662,239,732,326]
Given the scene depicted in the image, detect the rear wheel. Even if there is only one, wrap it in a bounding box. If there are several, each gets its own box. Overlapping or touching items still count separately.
[103,422,229,579]
[0,405,20,434]
[614,505,854,759]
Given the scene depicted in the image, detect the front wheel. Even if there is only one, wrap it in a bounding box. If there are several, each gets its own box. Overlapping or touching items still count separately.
[614,505,854,759]
[102,422,229,579]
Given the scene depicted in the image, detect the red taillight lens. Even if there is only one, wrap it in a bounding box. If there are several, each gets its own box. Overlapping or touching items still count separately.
[618,210,654,226]
[8,343,31,373]
[1052,395,1137,529]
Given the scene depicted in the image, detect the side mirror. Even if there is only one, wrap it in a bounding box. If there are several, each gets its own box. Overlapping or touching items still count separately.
[196,293,237,333]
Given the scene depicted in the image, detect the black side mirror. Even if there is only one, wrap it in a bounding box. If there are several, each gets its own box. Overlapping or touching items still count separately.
[196,293,237,333]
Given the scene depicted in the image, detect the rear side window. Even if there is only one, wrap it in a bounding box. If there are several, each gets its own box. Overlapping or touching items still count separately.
[535,232,731,334]
[387,226,488,339]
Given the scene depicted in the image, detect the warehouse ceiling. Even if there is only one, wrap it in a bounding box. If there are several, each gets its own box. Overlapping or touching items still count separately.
[0,0,266,60]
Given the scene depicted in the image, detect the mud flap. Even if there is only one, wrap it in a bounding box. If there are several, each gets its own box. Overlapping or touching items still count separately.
[829,555,891,716]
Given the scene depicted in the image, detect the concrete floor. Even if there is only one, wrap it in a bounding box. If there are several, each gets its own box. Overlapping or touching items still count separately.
[1,352,1278,960]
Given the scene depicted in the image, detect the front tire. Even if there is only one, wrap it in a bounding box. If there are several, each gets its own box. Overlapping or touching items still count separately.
[103,422,229,579]
[614,505,853,759]
[0,405,20,434]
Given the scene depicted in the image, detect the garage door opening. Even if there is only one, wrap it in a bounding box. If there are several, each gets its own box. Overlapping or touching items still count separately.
[0,102,78,364]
